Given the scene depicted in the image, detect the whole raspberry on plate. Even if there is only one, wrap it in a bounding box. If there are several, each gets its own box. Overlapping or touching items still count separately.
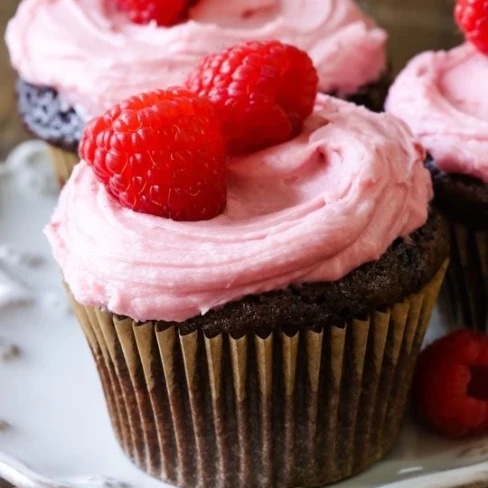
[455,0,488,55]
[115,0,189,26]
[412,329,488,438]
[186,40,318,154]
[79,88,227,221]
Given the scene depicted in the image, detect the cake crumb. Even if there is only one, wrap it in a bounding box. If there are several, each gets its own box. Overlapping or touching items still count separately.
[0,339,20,362]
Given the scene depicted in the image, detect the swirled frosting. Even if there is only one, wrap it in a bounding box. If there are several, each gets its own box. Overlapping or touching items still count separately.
[6,0,387,119]
[386,43,488,183]
[45,96,432,322]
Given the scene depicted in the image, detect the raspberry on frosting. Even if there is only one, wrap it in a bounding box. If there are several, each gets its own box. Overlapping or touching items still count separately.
[79,88,227,221]
[456,0,488,55]
[78,41,318,219]
[186,40,318,153]
[115,0,189,26]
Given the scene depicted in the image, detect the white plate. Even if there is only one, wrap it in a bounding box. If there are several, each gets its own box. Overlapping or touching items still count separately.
[0,142,487,488]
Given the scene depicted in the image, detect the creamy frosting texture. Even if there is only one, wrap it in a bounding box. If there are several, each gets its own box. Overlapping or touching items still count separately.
[386,43,488,183]
[46,97,432,322]
[6,0,387,119]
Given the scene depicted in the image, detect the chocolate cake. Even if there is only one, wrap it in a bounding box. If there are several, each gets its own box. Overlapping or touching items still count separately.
[16,79,83,153]
[425,158,488,331]
[339,70,391,113]
[425,158,488,231]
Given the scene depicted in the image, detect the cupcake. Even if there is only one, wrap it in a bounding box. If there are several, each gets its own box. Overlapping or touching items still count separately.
[386,42,488,331]
[6,0,388,185]
[45,42,448,488]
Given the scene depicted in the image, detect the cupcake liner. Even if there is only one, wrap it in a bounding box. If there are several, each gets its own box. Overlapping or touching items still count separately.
[439,222,488,331]
[46,145,78,187]
[67,261,447,488]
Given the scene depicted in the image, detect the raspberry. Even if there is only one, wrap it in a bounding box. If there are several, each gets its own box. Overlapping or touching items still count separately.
[185,40,318,154]
[455,0,488,55]
[412,329,488,438]
[79,88,227,221]
[115,0,188,26]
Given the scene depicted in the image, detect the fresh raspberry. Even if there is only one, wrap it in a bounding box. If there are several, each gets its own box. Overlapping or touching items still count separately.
[79,88,227,221]
[412,329,488,438]
[455,0,488,55]
[115,0,188,26]
[185,40,318,153]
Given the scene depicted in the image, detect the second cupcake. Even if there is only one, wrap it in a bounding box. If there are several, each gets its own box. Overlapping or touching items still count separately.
[386,42,488,331]
[6,0,388,185]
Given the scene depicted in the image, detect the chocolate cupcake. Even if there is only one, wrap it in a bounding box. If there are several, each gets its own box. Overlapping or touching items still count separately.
[6,0,389,186]
[386,43,488,331]
[46,90,448,487]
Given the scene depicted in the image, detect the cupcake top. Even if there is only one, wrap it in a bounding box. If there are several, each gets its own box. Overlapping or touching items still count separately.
[46,95,432,323]
[386,43,488,184]
[6,0,387,119]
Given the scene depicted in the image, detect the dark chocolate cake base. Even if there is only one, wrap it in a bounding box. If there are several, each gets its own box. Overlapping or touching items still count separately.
[336,70,391,113]
[425,158,488,231]
[425,158,488,331]
[15,74,390,155]
[16,79,83,153]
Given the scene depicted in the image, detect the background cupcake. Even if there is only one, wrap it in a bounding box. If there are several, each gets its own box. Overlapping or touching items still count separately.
[386,40,488,331]
[46,42,448,488]
[5,0,388,185]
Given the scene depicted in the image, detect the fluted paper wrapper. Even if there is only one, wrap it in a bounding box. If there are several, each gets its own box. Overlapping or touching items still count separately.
[47,145,78,187]
[439,223,488,331]
[67,261,447,488]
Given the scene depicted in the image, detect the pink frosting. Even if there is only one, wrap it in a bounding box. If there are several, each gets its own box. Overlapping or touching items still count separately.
[45,96,432,323]
[386,43,488,183]
[6,0,387,119]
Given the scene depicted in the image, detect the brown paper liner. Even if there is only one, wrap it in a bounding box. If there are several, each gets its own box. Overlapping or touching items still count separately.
[67,261,447,488]
[438,222,488,331]
[47,145,78,187]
